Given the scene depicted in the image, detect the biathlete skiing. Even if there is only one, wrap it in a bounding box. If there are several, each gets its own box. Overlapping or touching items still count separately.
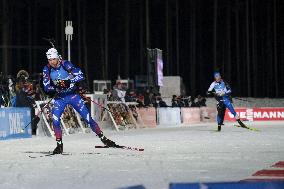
[42,48,118,154]
[207,71,247,131]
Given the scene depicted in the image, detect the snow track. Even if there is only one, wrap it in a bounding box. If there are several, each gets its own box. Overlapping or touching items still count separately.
[0,121,283,189]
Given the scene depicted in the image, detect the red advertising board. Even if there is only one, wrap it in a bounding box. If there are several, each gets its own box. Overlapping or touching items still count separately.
[225,108,284,121]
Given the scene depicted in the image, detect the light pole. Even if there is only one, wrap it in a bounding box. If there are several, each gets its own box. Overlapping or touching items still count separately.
[65,21,73,61]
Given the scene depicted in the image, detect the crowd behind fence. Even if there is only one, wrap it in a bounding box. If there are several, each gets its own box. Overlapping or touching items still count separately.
[0,72,207,108]
[103,81,207,108]
[0,70,209,135]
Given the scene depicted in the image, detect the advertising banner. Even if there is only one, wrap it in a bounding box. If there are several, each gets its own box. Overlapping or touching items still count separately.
[200,107,217,122]
[225,107,284,121]
[137,107,157,127]
[170,181,284,189]
[181,108,201,124]
[0,108,32,140]
[157,108,181,126]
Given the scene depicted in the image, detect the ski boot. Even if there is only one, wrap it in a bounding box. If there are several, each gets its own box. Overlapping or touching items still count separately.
[53,139,63,154]
[217,124,222,132]
[98,133,119,148]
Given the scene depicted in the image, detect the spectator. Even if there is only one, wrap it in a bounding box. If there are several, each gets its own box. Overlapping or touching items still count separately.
[144,88,157,107]
[136,93,145,107]
[112,81,126,102]
[176,96,185,107]
[151,93,157,107]
[144,88,152,106]
[172,95,179,107]
[156,95,168,107]
[103,88,109,94]
[103,89,113,101]
[181,95,190,107]
[125,89,133,102]
[34,83,44,101]
[190,96,198,107]
[125,89,138,103]
[15,78,39,135]
[196,95,207,107]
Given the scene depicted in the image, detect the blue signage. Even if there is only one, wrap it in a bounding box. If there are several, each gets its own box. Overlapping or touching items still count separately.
[0,108,32,140]
[170,181,284,189]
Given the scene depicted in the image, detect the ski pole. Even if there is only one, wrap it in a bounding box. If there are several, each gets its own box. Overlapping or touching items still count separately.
[20,95,56,133]
[80,94,114,114]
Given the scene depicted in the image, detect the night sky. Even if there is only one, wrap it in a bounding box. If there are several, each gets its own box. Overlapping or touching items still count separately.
[1,0,284,97]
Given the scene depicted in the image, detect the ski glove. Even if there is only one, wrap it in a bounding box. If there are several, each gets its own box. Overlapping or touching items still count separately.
[218,91,226,97]
[77,86,86,94]
[55,79,71,89]
[206,91,215,97]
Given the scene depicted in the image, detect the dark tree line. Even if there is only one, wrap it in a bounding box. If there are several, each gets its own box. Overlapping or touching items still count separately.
[0,0,283,97]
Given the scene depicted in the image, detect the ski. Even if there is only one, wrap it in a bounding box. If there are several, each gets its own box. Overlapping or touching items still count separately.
[95,145,144,152]
[233,124,260,132]
[28,152,72,159]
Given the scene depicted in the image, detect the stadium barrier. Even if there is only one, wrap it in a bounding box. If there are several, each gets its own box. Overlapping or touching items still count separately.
[137,107,157,127]
[34,102,284,135]
[181,107,201,124]
[0,108,32,140]
[157,107,181,126]
[147,107,283,127]
[200,107,217,122]
[225,107,284,121]
[170,181,284,189]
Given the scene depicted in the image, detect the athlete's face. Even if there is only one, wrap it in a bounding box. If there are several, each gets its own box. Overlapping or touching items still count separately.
[48,58,59,68]
[214,74,221,82]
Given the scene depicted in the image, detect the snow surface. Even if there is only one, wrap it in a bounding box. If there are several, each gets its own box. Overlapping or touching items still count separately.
[0,121,284,189]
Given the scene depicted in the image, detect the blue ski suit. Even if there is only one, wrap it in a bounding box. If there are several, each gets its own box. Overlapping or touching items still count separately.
[42,60,101,139]
[208,80,237,125]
